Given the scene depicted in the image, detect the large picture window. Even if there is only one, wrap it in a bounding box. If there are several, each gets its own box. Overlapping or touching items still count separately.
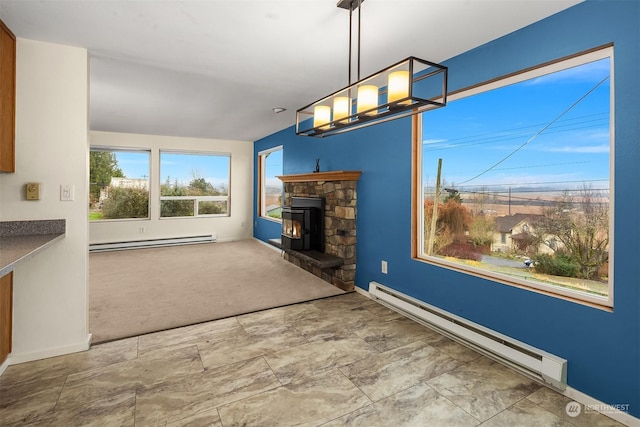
[258,146,283,220]
[89,148,150,221]
[160,151,230,218]
[415,47,613,307]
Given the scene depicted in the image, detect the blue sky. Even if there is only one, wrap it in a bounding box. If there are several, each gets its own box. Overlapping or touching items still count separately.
[114,151,230,188]
[112,151,148,179]
[264,149,283,188]
[422,57,610,196]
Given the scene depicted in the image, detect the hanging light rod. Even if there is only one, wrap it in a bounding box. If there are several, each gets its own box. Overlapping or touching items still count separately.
[296,0,448,138]
[336,0,361,11]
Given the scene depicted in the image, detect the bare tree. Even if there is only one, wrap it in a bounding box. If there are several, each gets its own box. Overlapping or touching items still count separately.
[470,186,491,214]
[535,185,609,279]
[424,199,447,253]
[424,198,472,254]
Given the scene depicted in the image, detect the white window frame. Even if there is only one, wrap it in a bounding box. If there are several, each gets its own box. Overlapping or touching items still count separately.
[414,46,614,308]
[159,150,231,219]
[89,146,151,221]
[258,145,283,222]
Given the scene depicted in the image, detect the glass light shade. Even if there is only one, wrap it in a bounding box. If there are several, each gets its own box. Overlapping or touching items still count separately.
[332,97,350,122]
[296,57,448,137]
[388,70,410,104]
[357,85,378,115]
[313,105,331,129]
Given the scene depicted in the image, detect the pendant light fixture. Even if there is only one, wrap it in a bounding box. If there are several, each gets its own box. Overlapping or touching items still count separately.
[296,0,448,138]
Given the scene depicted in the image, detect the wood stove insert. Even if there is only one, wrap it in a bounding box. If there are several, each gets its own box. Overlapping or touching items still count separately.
[281,197,324,252]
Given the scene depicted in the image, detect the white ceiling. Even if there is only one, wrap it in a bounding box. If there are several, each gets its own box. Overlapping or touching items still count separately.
[0,0,582,142]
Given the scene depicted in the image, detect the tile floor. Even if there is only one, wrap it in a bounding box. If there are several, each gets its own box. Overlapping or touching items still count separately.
[0,292,625,426]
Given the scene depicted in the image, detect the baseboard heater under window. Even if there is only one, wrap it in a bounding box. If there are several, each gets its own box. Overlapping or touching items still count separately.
[89,235,216,252]
[368,281,567,390]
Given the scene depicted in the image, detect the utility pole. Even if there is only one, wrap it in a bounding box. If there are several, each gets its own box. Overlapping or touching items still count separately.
[427,158,442,256]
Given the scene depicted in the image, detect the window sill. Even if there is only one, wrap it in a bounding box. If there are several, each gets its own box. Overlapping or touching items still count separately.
[412,255,613,312]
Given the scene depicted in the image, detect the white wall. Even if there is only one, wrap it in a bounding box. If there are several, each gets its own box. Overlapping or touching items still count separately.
[0,39,90,361]
[89,131,253,244]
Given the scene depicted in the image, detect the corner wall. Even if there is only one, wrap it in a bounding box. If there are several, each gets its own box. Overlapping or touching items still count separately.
[254,1,639,419]
[89,131,254,244]
[0,39,90,361]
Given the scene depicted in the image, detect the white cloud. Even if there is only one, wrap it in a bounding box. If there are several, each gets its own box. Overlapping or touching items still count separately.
[423,138,447,145]
[546,145,610,153]
[524,60,610,86]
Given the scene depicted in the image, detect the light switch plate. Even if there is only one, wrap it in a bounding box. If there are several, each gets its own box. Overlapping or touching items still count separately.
[60,184,74,201]
[26,183,40,200]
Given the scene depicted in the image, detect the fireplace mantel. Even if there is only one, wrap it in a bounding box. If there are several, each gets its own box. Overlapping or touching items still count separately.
[277,170,362,183]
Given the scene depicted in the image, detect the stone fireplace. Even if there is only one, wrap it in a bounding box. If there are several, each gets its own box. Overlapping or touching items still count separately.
[276,170,362,291]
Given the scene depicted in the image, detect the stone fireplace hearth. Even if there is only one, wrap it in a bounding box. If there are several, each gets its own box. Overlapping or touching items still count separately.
[276,171,362,291]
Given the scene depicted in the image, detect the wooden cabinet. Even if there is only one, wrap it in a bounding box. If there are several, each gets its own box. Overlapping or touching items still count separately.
[0,272,12,365]
[0,19,16,173]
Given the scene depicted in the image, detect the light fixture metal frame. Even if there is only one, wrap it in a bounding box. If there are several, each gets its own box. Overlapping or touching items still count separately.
[295,56,448,138]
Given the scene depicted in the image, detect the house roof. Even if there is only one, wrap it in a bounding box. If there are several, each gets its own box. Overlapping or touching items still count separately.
[0,0,583,142]
[495,213,544,233]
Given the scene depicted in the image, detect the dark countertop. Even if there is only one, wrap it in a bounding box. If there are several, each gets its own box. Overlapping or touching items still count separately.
[0,220,65,277]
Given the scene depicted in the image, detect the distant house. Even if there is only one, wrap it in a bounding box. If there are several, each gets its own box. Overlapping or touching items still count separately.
[491,213,559,255]
[99,177,149,203]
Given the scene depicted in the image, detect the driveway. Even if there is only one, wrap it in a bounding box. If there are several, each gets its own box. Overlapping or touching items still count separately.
[481,255,528,269]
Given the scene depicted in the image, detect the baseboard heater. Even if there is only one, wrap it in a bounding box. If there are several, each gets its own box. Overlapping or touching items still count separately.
[89,235,216,252]
[368,281,567,390]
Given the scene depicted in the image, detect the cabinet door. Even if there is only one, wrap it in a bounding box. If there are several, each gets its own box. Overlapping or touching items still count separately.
[0,272,12,364]
[0,19,16,173]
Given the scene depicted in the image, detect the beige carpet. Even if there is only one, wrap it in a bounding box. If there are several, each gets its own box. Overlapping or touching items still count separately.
[89,239,344,343]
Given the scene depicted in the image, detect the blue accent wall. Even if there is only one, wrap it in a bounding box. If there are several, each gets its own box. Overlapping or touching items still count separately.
[254,1,640,417]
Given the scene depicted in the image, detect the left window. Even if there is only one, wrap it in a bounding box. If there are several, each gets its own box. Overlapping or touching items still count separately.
[89,148,150,221]
[258,146,283,221]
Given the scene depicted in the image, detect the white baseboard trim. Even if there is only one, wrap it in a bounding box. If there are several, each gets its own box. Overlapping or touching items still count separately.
[357,285,638,426]
[5,334,92,366]
[0,358,9,376]
[354,285,370,297]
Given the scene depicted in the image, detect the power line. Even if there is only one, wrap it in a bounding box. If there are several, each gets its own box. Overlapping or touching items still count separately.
[488,160,590,172]
[467,189,608,203]
[451,178,609,189]
[423,112,608,151]
[422,178,609,190]
[463,187,608,194]
[457,75,610,185]
[425,112,608,144]
[424,186,610,196]
[423,189,610,206]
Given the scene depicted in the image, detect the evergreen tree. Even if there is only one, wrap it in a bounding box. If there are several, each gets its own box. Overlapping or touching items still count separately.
[89,151,124,200]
